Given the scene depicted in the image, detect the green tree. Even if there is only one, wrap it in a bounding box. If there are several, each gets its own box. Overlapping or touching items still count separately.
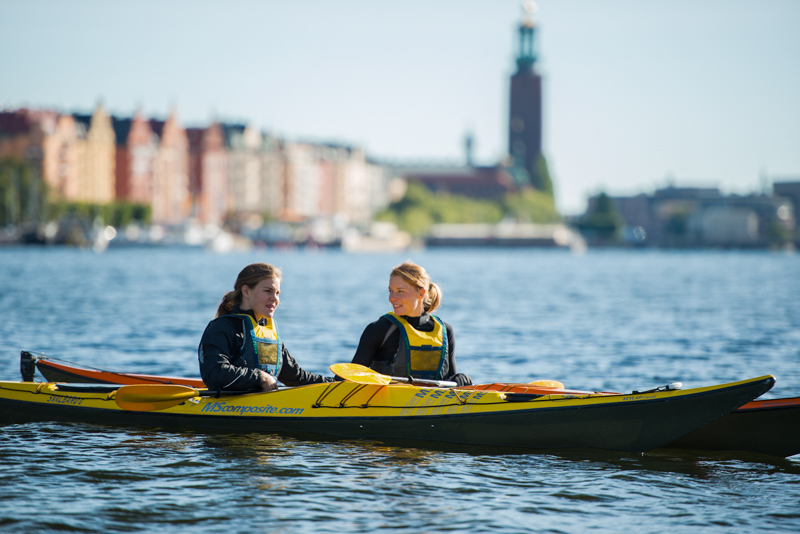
[578,192,623,240]
[377,182,504,236]
[109,201,151,227]
[530,154,554,197]
[376,181,562,236]
[665,211,688,236]
[48,200,151,227]
[0,157,48,226]
[503,188,560,223]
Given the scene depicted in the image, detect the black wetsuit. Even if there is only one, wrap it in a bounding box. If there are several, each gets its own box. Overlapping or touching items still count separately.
[198,307,333,391]
[351,313,473,386]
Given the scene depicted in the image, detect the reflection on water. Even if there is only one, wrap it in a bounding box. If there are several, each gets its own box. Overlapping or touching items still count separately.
[0,248,799,532]
[1,419,800,532]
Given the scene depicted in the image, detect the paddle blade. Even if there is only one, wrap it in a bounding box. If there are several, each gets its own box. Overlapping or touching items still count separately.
[115,384,199,412]
[528,379,565,389]
[330,363,391,385]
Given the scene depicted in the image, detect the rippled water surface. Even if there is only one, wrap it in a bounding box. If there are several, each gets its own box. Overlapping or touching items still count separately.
[1,247,799,533]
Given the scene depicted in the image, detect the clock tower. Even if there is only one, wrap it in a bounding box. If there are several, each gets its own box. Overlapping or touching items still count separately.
[508,2,542,184]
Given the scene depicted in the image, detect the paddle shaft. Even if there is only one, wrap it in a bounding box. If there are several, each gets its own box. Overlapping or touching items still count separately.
[193,389,254,398]
[115,384,256,411]
[389,376,457,388]
[330,363,457,388]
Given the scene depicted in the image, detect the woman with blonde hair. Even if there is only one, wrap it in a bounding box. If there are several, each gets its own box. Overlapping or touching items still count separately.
[198,263,333,391]
[351,261,472,386]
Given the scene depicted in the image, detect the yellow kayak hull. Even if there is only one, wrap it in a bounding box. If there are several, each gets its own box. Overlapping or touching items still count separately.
[0,375,775,453]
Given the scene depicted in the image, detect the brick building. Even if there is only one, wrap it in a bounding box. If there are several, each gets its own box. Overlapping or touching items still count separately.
[113,112,156,204]
[187,123,228,225]
[0,109,65,197]
[389,165,518,200]
[149,112,189,224]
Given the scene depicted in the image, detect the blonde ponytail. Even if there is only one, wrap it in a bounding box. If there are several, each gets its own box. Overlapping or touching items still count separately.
[390,261,442,314]
[424,281,442,313]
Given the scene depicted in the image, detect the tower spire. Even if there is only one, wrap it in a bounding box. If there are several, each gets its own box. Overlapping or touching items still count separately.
[508,1,543,187]
[516,1,538,74]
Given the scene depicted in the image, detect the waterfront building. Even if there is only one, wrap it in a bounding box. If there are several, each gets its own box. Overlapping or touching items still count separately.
[586,186,794,247]
[113,112,157,205]
[49,115,82,201]
[187,123,228,225]
[365,160,393,221]
[317,145,376,225]
[0,110,38,163]
[0,108,70,199]
[772,180,800,232]
[149,112,190,225]
[508,3,543,184]
[73,104,116,203]
[259,134,285,221]
[282,142,322,221]
[318,146,343,218]
[222,123,266,219]
[388,164,518,200]
[0,109,61,226]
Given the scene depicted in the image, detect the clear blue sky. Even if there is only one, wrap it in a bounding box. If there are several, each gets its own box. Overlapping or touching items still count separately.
[2,0,798,214]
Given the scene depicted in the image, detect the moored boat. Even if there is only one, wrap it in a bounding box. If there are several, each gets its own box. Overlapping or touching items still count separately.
[0,356,776,454]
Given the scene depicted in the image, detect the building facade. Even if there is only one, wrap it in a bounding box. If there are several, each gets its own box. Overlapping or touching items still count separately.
[113,112,157,205]
[388,164,518,200]
[282,142,322,221]
[187,123,228,225]
[149,113,190,225]
[3,105,399,234]
[585,186,795,248]
[73,104,116,203]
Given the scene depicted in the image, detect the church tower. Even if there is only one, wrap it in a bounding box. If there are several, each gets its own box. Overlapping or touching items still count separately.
[508,2,542,182]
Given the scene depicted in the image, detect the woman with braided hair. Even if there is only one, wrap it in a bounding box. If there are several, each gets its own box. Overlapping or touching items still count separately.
[198,263,333,391]
[351,261,472,386]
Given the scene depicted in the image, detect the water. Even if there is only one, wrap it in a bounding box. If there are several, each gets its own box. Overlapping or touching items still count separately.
[1,247,799,533]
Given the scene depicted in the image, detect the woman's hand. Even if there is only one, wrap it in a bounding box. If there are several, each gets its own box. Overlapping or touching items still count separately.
[259,370,279,392]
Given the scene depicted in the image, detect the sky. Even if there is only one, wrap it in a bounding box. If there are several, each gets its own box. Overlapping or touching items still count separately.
[1,0,798,215]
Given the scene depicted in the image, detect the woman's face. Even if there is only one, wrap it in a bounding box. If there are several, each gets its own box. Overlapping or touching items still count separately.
[388,275,425,317]
[241,277,280,319]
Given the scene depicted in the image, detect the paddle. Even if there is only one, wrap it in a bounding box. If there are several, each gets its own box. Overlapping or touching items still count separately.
[115,384,254,412]
[330,363,457,388]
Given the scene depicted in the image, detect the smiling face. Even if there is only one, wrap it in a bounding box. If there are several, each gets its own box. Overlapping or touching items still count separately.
[240,277,280,319]
[388,275,425,317]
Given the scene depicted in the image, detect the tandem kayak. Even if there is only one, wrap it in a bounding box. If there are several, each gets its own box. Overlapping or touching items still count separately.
[1,355,777,454]
[665,396,800,458]
[23,352,800,458]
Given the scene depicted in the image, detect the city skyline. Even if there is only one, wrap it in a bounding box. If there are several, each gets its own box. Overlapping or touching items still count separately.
[1,0,798,215]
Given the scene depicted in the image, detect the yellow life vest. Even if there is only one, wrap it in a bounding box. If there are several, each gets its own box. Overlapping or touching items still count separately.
[383,312,447,380]
[232,313,283,377]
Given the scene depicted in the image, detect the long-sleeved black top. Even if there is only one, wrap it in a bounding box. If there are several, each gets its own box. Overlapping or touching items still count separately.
[351,313,472,386]
[198,308,333,391]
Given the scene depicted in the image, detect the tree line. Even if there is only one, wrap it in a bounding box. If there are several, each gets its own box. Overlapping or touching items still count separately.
[0,157,151,230]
